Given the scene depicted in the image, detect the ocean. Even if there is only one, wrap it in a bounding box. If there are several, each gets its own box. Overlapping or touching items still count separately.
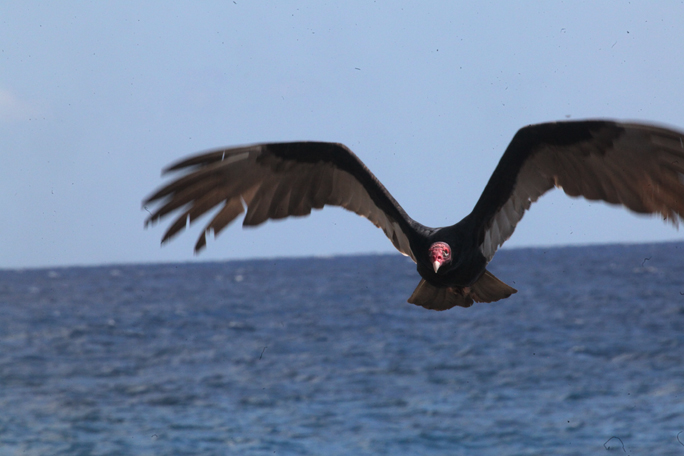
[1,242,683,455]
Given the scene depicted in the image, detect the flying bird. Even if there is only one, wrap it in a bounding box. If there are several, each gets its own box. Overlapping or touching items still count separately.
[144,120,684,310]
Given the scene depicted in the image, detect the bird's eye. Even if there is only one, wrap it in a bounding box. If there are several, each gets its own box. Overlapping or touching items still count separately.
[443,251,450,258]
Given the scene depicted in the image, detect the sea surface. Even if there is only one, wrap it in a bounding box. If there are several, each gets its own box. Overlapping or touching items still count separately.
[1,242,684,456]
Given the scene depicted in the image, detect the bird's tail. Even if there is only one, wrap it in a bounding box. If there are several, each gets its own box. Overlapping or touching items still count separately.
[470,269,517,303]
[407,269,517,311]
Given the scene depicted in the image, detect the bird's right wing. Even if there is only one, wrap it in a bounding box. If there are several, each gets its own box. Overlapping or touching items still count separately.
[144,141,422,261]
[469,120,684,262]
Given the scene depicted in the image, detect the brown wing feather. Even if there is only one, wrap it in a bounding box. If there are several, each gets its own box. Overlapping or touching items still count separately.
[473,120,684,262]
[144,142,422,260]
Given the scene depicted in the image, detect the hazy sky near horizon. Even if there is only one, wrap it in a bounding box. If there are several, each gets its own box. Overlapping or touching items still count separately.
[2,2,684,269]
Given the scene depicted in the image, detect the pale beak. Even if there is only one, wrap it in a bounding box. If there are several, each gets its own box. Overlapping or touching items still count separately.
[433,260,442,273]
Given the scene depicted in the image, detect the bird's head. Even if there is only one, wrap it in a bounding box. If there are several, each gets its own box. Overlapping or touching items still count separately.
[428,242,452,273]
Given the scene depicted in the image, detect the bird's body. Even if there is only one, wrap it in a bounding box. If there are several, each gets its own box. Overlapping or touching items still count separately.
[145,120,684,310]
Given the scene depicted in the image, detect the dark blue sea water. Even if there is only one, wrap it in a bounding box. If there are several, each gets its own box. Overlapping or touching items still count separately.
[2,242,684,456]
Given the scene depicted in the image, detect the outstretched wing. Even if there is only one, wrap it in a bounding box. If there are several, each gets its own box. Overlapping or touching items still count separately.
[470,120,684,262]
[144,141,422,260]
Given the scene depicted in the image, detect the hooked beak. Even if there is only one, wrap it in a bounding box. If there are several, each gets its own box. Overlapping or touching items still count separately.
[428,242,451,274]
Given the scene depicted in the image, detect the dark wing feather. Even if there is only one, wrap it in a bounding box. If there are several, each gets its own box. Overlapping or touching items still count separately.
[144,142,422,260]
[470,120,684,262]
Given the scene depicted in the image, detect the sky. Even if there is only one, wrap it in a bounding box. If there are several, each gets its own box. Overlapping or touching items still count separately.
[2,1,684,269]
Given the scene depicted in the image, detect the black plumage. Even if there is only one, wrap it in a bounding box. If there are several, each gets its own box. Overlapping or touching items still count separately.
[144,120,684,310]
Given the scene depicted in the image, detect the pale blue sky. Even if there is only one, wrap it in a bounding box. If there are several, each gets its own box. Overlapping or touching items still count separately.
[2,2,684,269]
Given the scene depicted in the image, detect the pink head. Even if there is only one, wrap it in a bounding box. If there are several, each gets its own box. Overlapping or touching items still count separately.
[428,242,452,273]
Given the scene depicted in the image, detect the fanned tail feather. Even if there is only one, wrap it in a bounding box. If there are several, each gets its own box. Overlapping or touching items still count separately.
[407,279,473,311]
[407,270,517,311]
[470,270,517,303]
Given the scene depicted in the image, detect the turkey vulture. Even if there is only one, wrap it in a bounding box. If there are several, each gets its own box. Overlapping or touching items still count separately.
[144,120,684,311]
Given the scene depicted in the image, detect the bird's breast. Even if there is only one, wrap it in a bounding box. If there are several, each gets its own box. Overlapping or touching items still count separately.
[417,262,481,288]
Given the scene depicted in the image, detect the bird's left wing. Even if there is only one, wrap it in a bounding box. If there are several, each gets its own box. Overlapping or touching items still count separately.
[469,120,684,262]
[144,142,421,260]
